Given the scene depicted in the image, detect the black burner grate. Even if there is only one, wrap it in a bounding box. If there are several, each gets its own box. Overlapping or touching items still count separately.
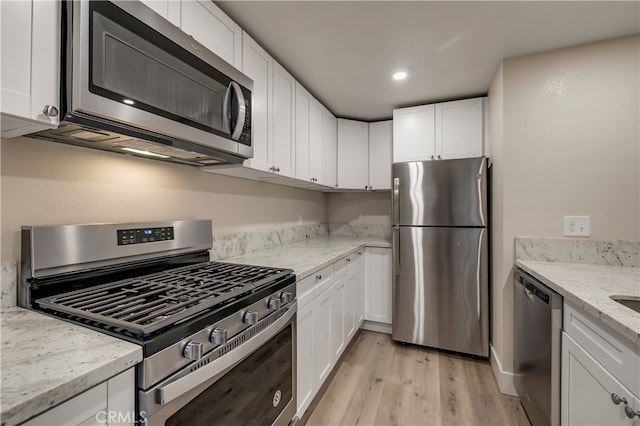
[35,262,291,335]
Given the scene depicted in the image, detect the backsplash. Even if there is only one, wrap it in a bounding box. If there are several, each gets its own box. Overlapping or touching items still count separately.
[210,223,329,260]
[1,260,17,309]
[328,223,391,239]
[515,237,640,267]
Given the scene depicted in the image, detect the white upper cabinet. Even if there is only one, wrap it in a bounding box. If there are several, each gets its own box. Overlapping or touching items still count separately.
[271,63,296,178]
[393,97,485,163]
[368,120,392,190]
[392,104,435,163]
[309,99,325,185]
[1,0,60,137]
[241,32,272,173]
[324,111,338,188]
[139,0,180,25]
[337,119,369,189]
[435,98,484,159]
[295,83,311,181]
[180,1,241,69]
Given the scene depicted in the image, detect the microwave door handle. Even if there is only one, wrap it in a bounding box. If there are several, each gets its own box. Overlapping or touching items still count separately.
[223,82,233,134]
[230,81,246,141]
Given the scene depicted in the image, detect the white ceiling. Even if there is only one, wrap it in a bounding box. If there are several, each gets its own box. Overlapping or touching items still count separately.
[216,1,640,121]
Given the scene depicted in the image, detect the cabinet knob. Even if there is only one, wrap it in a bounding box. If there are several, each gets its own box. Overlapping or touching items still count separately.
[316,274,322,280]
[364,185,368,190]
[611,393,628,406]
[346,258,351,262]
[430,155,434,160]
[437,155,441,159]
[624,406,640,419]
[42,105,58,117]
[276,167,281,172]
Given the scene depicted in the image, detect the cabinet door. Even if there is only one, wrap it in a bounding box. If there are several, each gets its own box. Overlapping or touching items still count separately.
[139,1,180,25]
[241,32,272,173]
[180,1,241,68]
[297,297,315,416]
[295,84,311,181]
[337,119,369,189]
[355,251,366,327]
[365,247,393,324]
[392,104,435,163]
[271,62,296,178]
[562,332,637,426]
[435,98,484,160]
[314,287,333,387]
[331,276,346,360]
[324,111,338,188]
[368,120,392,190]
[344,259,357,342]
[309,99,325,184]
[1,0,60,137]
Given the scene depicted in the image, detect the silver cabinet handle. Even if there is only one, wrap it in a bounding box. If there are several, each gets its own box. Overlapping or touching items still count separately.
[611,393,628,405]
[42,105,58,117]
[276,167,281,172]
[625,406,640,419]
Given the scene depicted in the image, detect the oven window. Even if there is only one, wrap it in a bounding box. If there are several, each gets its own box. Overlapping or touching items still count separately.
[166,325,293,426]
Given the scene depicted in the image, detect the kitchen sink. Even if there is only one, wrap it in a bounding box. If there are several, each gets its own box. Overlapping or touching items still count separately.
[610,296,640,314]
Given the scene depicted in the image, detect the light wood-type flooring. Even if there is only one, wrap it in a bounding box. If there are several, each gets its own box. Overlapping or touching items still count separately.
[301,330,531,426]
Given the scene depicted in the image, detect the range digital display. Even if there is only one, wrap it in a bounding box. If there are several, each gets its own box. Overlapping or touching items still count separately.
[117,226,174,245]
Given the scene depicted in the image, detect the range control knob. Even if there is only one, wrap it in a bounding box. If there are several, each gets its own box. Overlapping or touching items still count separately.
[210,328,227,345]
[243,311,258,325]
[280,292,293,304]
[183,341,203,360]
[268,298,282,310]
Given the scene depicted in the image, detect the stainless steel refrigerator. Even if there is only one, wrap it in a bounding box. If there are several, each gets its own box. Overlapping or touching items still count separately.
[391,157,489,357]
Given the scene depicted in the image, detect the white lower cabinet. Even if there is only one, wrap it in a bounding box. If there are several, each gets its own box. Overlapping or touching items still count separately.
[364,247,393,325]
[562,302,640,426]
[355,250,365,327]
[23,368,135,426]
[562,333,640,425]
[295,251,367,419]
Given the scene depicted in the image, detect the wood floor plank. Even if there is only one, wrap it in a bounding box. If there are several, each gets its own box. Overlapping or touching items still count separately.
[301,330,530,426]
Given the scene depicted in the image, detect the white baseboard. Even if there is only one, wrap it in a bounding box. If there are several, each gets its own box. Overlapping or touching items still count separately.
[359,320,392,334]
[490,343,518,396]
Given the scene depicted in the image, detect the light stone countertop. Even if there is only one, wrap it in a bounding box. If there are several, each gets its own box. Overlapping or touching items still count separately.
[516,260,640,345]
[219,236,391,279]
[1,307,142,426]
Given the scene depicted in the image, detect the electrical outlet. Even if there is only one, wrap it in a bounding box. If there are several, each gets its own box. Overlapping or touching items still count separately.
[564,216,590,236]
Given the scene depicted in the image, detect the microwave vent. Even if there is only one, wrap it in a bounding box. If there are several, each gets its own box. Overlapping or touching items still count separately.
[115,139,206,160]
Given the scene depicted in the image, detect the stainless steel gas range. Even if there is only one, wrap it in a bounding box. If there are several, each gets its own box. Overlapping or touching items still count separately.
[19,220,298,426]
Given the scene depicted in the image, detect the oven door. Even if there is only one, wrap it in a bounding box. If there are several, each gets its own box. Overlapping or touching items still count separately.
[69,0,252,157]
[140,304,297,426]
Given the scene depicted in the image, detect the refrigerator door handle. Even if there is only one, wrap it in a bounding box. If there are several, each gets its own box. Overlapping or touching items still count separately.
[392,177,400,275]
[392,225,400,276]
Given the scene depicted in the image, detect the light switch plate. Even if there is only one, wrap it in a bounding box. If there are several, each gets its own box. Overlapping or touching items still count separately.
[564,216,590,236]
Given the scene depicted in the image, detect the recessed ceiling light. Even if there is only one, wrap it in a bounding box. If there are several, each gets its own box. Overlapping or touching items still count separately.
[123,99,135,105]
[392,71,408,81]
[121,147,170,159]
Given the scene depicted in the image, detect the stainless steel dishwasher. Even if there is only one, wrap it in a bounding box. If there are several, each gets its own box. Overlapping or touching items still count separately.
[514,267,563,426]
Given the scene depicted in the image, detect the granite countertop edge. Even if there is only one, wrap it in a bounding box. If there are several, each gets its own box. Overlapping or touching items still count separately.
[1,307,143,426]
[515,260,640,346]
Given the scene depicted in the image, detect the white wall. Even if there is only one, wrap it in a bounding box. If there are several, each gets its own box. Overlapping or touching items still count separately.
[488,34,640,384]
[327,191,391,226]
[0,136,328,261]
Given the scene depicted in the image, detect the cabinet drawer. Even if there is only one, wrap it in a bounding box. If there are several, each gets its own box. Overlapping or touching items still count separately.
[297,265,333,300]
[564,301,640,397]
[22,382,107,426]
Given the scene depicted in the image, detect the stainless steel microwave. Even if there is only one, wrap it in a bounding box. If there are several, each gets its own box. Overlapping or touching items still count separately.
[31,0,253,166]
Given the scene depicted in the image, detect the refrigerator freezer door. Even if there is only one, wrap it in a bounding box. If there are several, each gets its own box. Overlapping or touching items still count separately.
[392,157,487,227]
[392,226,489,357]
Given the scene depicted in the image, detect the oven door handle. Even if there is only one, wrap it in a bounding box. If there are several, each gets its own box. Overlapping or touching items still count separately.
[156,302,297,406]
